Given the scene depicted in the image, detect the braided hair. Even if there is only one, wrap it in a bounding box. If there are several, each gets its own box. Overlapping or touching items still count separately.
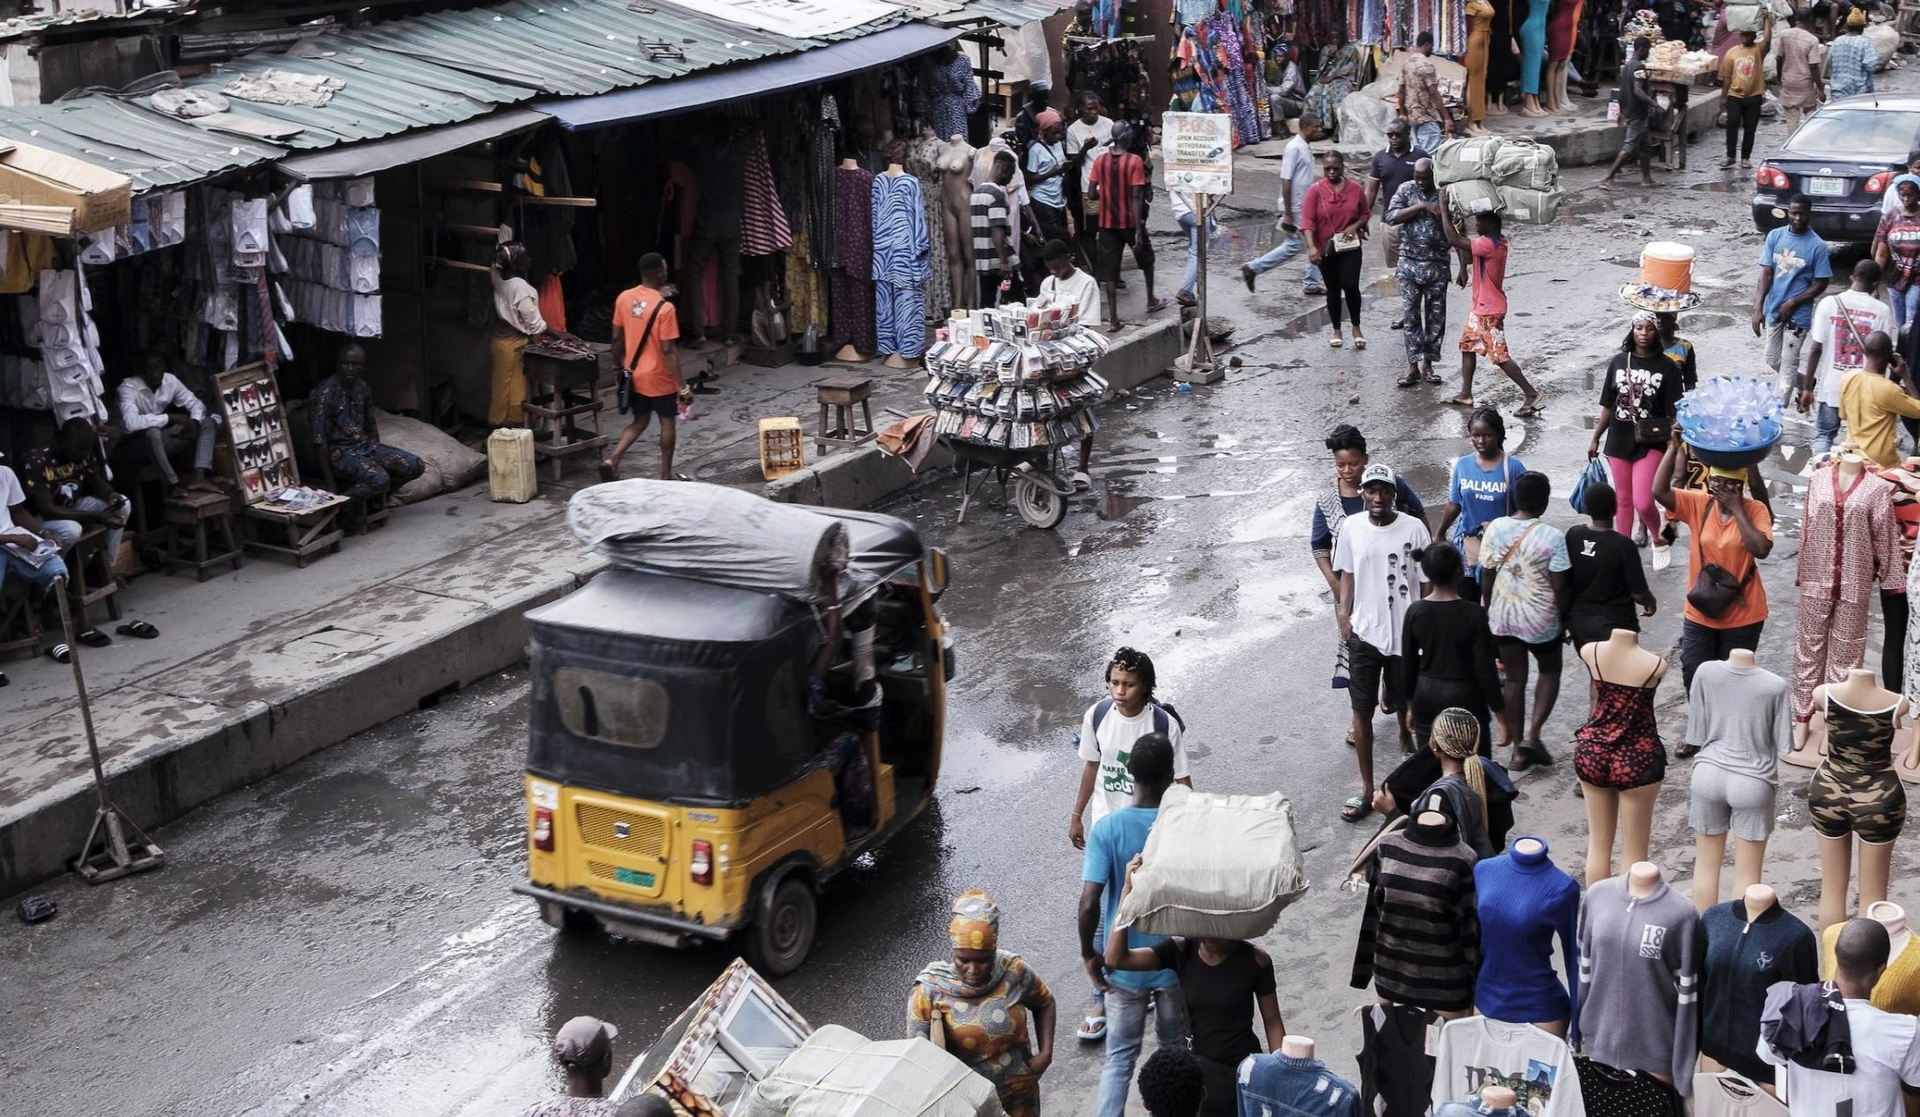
[1430,707,1489,827]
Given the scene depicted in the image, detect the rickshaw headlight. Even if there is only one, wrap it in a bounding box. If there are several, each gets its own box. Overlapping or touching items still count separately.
[690,840,714,885]
[533,807,555,852]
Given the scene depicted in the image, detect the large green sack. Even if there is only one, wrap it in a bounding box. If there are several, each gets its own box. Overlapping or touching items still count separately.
[1490,138,1560,191]
[1432,137,1505,186]
[1447,179,1504,221]
[1498,184,1565,224]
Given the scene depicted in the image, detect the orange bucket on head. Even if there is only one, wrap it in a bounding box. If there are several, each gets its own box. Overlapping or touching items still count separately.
[1640,242,1694,293]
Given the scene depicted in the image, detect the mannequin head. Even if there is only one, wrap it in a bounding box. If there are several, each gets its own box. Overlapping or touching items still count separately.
[1138,1045,1206,1117]
[1835,917,1893,996]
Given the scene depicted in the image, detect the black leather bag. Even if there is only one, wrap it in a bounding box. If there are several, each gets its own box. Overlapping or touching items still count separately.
[1686,562,1756,618]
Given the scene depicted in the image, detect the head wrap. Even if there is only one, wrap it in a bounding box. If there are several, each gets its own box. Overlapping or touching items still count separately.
[1036,109,1063,130]
[1896,173,1920,198]
[949,888,1000,953]
[1631,309,1660,327]
[1708,465,1749,482]
[1848,8,1867,27]
[1032,78,1052,91]
[552,1016,617,1068]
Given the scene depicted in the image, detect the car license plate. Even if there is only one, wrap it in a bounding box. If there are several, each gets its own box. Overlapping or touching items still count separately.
[615,867,656,888]
[1807,176,1848,196]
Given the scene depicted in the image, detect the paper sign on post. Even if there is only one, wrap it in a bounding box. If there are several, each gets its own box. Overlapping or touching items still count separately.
[1162,113,1234,196]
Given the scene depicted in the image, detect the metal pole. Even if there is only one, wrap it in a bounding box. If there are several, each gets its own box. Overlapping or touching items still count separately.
[54,575,164,882]
[1185,194,1215,370]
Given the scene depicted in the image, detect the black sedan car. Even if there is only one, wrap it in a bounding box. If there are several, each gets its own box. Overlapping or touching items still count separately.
[1752,94,1920,244]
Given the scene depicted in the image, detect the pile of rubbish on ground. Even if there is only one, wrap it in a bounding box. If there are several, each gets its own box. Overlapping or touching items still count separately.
[1434,136,1564,225]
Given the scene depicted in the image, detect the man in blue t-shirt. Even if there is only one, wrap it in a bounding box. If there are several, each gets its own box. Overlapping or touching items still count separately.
[1753,194,1833,389]
[1080,734,1188,1117]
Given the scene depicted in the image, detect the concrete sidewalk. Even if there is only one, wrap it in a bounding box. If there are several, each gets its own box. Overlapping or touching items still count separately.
[0,312,1182,896]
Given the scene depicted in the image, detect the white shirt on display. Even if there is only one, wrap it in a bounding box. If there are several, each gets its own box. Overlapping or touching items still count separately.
[1759,999,1920,1117]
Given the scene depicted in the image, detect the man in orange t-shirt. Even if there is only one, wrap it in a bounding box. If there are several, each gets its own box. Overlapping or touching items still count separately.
[602,252,688,481]
[1652,437,1776,691]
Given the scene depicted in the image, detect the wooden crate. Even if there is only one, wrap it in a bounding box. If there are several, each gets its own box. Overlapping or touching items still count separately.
[758,417,805,480]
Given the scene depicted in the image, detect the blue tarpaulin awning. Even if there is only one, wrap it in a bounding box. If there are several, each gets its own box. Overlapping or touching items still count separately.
[539,22,961,131]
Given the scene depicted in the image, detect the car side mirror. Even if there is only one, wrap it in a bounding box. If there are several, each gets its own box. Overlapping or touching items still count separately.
[926,548,950,596]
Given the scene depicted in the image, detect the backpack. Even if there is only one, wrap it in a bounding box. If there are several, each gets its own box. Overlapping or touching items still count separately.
[1077,697,1186,746]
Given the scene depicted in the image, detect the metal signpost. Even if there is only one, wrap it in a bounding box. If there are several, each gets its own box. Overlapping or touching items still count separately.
[1162,112,1235,383]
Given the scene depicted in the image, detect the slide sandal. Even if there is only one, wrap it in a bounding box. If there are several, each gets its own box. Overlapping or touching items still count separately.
[1341,795,1373,822]
[116,621,160,639]
[47,644,70,664]
[77,628,112,648]
[1076,1015,1108,1041]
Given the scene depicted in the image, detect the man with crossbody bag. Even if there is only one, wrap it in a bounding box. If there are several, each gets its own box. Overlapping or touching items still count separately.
[601,252,690,481]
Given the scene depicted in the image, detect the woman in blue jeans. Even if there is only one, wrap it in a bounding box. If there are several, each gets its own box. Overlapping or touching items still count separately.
[1107,856,1287,1115]
[1171,187,1205,307]
[1875,175,1920,341]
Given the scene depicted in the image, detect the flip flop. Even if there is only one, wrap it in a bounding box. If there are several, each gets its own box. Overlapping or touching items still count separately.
[1425,370,1442,383]
[1341,795,1373,822]
[1516,396,1548,417]
[116,621,159,639]
[47,644,70,664]
[1354,338,1368,350]
[1329,337,1344,349]
[1443,396,1475,407]
[1076,1014,1108,1041]
[76,628,111,648]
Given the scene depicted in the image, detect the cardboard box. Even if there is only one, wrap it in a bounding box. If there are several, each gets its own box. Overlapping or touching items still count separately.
[0,141,132,234]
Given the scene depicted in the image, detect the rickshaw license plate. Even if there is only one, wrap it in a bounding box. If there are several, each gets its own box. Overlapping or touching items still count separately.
[615,868,657,887]
[1808,177,1847,196]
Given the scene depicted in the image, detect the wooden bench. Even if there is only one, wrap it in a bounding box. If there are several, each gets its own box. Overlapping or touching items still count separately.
[164,491,244,581]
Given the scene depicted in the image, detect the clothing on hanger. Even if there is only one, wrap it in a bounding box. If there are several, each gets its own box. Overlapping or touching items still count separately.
[1431,1018,1581,1117]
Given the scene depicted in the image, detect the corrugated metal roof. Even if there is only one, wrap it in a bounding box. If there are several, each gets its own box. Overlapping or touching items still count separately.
[0,0,1064,196]
[0,98,280,194]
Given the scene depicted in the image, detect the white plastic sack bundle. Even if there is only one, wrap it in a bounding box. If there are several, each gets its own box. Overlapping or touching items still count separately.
[1489,138,1559,191]
[1432,137,1505,187]
[740,1025,1008,1117]
[1114,785,1309,939]
[1498,184,1565,224]
[569,479,851,603]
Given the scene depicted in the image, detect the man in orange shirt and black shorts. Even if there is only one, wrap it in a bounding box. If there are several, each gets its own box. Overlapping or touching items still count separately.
[602,252,691,481]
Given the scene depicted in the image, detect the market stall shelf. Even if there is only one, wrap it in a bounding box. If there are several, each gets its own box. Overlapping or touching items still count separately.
[213,362,300,507]
[523,338,608,482]
[243,493,350,568]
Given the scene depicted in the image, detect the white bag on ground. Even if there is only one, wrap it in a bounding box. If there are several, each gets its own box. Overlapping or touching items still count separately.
[740,1024,1009,1117]
[1432,137,1506,186]
[1114,785,1310,939]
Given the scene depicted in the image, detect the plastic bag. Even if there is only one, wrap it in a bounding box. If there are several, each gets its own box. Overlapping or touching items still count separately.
[1113,785,1310,939]
[1568,456,1611,515]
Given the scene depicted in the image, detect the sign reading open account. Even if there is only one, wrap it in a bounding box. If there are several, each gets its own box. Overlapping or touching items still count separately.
[1162,113,1234,196]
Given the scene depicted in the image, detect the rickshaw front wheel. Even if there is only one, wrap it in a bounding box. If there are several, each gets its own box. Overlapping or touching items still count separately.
[743,877,818,977]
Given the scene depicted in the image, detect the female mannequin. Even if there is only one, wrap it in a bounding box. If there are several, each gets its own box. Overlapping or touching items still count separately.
[1697,882,1818,1084]
[904,128,951,324]
[832,156,877,362]
[1517,0,1550,117]
[939,133,976,309]
[1808,668,1908,929]
[1578,862,1699,1093]
[1543,0,1583,113]
[1464,0,1496,135]
[1688,646,1792,910]
[1474,836,1580,1040]
[1575,630,1668,886]
[872,153,932,370]
[1793,451,1896,746]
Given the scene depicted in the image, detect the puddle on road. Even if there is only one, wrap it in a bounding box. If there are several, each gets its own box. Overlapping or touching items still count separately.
[1689,180,1745,193]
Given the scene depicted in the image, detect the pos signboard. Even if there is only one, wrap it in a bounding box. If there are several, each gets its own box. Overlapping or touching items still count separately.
[1162,113,1234,196]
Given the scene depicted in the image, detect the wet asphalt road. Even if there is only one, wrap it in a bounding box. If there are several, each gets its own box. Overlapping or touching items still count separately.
[12,76,1920,1116]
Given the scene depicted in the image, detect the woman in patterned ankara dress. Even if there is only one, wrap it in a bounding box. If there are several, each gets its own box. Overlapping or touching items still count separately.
[908,889,1057,1115]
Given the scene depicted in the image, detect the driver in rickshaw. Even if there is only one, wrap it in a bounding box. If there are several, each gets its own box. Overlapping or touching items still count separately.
[808,585,883,838]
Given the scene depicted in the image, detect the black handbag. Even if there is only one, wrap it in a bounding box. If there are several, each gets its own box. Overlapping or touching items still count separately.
[1687,561,1756,618]
[1626,361,1673,444]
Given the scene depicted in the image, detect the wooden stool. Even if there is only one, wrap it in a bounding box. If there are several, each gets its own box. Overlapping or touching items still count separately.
[344,490,390,535]
[244,495,349,568]
[525,348,608,481]
[164,491,244,581]
[67,525,123,628]
[0,577,44,660]
[815,375,876,454]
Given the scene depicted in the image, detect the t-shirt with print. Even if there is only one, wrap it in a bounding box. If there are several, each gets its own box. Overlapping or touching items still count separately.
[17,445,103,509]
[1333,510,1432,654]
[1066,116,1114,198]
[1566,523,1649,635]
[1600,350,1686,461]
[971,181,1013,274]
[1076,701,1190,824]
[1757,226,1832,328]
[1478,516,1572,644]
[1447,453,1527,563]
[1720,43,1766,98]
[1670,488,1773,629]
[1809,290,1895,407]
[1081,806,1177,991]
[1469,236,1509,317]
[613,284,682,397]
[1880,210,1920,288]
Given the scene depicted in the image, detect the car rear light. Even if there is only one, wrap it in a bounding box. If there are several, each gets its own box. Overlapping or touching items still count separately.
[533,807,554,852]
[1867,171,1893,194]
[690,840,713,885]
[1755,167,1791,190]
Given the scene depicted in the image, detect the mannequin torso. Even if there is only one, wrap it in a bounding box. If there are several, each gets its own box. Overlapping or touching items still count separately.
[1698,880,1817,1085]
[938,134,975,307]
[1688,645,1789,908]
[1583,628,1668,686]
[1872,900,1914,959]
[1582,864,1699,1090]
[1473,836,1579,1038]
[1809,669,1907,929]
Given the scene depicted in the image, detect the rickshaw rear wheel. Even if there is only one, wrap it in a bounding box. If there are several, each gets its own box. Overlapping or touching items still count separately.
[538,900,597,934]
[1013,477,1067,529]
[743,877,817,977]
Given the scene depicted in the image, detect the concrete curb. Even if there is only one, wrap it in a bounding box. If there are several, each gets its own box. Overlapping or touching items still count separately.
[768,318,1185,508]
[1542,88,1725,167]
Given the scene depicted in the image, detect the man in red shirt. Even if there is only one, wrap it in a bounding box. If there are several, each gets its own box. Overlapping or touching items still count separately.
[1086,123,1169,333]
[601,253,689,481]
[1437,195,1543,413]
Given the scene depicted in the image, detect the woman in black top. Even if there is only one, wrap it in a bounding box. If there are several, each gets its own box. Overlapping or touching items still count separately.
[1587,311,1685,547]
[1564,480,1657,649]
[1106,859,1286,1115]
[1398,542,1504,757]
